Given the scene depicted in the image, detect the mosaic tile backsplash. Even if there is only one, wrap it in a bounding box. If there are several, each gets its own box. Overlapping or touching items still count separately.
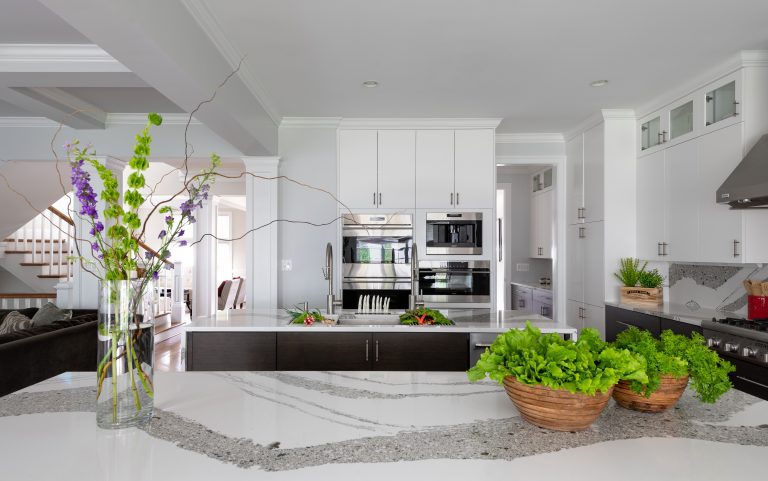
[667,263,768,316]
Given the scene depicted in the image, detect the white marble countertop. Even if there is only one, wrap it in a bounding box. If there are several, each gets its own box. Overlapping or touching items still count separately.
[605,301,738,327]
[187,308,576,335]
[1,371,766,480]
[510,281,552,291]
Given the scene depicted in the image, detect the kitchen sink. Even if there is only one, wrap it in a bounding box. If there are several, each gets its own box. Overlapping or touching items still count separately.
[336,314,402,325]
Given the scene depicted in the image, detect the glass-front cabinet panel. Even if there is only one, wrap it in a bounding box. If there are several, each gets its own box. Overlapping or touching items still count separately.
[706,81,737,126]
[641,116,661,150]
[670,100,693,139]
[542,168,553,189]
[532,168,553,193]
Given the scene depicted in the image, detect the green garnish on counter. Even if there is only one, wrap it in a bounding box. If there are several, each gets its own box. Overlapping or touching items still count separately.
[399,308,453,325]
[286,307,330,325]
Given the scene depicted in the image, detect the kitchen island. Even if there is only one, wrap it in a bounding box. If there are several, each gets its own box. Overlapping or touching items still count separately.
[185,309,577,371]
[1,371,767,480]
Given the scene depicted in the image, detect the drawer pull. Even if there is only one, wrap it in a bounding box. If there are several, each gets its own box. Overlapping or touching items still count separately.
[474,343,492,349]
[375,340,379,362]
[365,339,369,361]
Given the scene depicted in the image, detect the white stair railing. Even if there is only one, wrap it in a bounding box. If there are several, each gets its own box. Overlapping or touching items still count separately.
[5,206,74,280]
[0,293,56,309]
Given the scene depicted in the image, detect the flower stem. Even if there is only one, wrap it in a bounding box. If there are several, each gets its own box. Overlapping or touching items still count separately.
[111,330,118,423]
[125,326,142,411]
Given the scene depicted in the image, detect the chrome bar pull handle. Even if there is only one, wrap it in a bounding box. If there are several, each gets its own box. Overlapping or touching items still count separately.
[375,340,379,362]
[365,339,369,361]
[456,192,460,205]
[373,192,376,205]
[450,192,454,205]
[578,226,586,238]
[657,242,663,257]
[379,192,382,205]
[662,130,668,143]
[733,239,740,257]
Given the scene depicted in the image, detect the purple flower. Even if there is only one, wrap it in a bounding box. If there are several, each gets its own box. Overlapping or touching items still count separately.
[178,229,185,237]
[165,215,173,224]
[88,221,104,236]
[70,160,99,221]
[158,230,167,239]
[144,251,154,260]
[91,242,99,252]
[63,141,73,151]
[152,270,159,280]
[97,253,104,259]
[178,240,187,247]
[187,215,196,224]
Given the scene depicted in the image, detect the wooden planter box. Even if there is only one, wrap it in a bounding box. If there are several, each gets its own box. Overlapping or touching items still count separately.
[620,287,663,306]
[502,376,612,431]
[613,375,688,413]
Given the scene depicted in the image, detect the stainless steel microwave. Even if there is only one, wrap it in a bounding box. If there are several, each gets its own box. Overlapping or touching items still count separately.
[425,212,482,255]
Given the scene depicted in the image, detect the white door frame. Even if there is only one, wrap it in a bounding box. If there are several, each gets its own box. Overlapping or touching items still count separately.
[496,155,567,322]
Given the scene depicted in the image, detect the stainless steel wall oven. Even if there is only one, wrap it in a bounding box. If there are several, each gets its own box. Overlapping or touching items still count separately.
[418,260,490,305]
[341,214,413,309]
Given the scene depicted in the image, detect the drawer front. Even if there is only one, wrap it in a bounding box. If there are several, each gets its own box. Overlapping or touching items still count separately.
[533,289,552,304]
[660,317,702,336]
[605,305,661,341]
[470,332,499,366]
[373,333,469,371]
[277,332,372,370]
[187,332,276,371]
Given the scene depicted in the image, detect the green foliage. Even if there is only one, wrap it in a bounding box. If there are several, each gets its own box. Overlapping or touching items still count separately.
[659,330,735,403]
[286,307,328,325]
[399,308,453,325]
[467,322,648,395]
[638,268,665,288]
[613,327,688,396]
[614,257,647,287]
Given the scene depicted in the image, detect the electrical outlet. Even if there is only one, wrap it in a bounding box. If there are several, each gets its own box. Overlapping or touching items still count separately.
[281,259,293,272]
[516,263,530,272]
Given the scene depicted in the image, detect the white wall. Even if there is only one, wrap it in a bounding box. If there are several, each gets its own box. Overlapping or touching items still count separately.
[277,125,338,309]
[0,266,34,293]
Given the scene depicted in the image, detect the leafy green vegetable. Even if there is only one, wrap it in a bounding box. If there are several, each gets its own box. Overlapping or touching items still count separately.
[614,257,647,287]
[400,308,453,325]
[613,327,688,396]
[638,268,665,288]
[286,307,328,325]
[467,322,647,395]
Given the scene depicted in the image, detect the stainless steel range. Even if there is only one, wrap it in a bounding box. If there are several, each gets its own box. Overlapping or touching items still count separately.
[702,317,768,400]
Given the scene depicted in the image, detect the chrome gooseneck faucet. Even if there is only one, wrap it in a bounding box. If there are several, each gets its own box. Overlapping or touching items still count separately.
[408,243,425,311]
[323,242,342,314]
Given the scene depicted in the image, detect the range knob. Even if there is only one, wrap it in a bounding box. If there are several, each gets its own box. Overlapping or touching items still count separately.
[724,343,740,353]
[707,338,722,348]
[742,347,757,358]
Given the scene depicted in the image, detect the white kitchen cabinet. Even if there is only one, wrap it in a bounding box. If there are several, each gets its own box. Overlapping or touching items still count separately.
[582,124,604,223]
[530,189,553,259]
[703,71,742,133]
[581,221,604,308]
[639,109,666,154]
[566,224,584,302]
[454,129,495,208]
[582,303,606,339]
[415,130,455,209]
[566,135,584,225]
[338,130,379,208]
[377,130,415,209]
[665,139,700,261]
[636,149,667,261]
[744,210,768,263]
[698,123,744,262]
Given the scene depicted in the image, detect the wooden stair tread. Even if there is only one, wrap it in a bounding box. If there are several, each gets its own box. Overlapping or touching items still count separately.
[3,250,69,254]
[4,238,68,243]
[37,274,68,279]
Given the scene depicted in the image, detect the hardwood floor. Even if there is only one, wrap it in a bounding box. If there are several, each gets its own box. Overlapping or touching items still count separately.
[154,333,185,372]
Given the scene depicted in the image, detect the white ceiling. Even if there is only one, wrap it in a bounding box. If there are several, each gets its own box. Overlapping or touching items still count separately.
[198,0,768,132]
[0,0,89,43]
[58,87,183,113]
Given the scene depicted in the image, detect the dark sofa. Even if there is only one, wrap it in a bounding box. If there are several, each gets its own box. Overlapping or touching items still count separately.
[0,308,97,397]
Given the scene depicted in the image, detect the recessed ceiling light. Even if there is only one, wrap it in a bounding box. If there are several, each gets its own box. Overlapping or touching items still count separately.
[590,79,609,88]
[362,80,379,88]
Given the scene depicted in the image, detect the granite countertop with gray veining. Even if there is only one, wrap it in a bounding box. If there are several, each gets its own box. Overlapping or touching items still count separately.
[187,308,575,335]
[604,301,738,326]
[1,371,766,480]
[510,281,552,292]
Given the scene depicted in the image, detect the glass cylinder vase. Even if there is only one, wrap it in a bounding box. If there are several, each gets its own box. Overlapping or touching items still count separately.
[96,279,155,429]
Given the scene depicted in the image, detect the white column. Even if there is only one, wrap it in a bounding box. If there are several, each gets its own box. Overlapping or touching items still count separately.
[193,199,216,318]
[70,156,127,309]
[171,261,188,322]
[243,156,280,309]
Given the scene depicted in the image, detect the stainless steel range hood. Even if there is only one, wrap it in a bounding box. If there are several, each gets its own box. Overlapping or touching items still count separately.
[716,134,768,208]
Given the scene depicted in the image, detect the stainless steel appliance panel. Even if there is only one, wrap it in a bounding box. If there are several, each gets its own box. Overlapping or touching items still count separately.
[418,260,491,304]
[425,212,483,255]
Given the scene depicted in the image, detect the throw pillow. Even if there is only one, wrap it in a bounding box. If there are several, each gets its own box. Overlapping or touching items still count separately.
[0,311,34,335]
[30,302,72,327]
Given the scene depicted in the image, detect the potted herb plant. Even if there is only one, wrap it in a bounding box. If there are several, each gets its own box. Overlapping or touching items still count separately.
[611,327,735,412]
[615,257,664,305]
[468,323,647,431]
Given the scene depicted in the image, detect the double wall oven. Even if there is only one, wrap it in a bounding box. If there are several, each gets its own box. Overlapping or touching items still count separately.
[341,214,413,310]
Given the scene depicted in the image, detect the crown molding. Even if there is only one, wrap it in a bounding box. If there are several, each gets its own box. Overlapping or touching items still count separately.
[241,156,280,172]
[338,118,502,129]
[495,133,564,144]
[0,43,129,72]
[635,49,768,119]
[496,154,566,164]
[0,117,58,127]
[182,0,280,125]
[600,108,636,120]
[280,117,342,128]
[105,113,200,126]
[563,111,604,141]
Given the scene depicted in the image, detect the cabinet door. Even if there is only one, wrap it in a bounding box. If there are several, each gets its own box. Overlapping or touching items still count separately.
[665,139,700,261]
[377,130,415,209]
[582,304,606,340]
[582,221,604,309]
[339,130,379,208]
[529,193,541,258]
[567,300,584,330]
[454,129,495,208]
[698,123,744,263]
[533,289,553,317]
[415,130,454,208]
[605,305,661,341]
[566,224,584,302]
[744,210,768,263]
[583,123,604,223]
[636,149,666,260]
[539,189,553,259]
[659,317,702,337]
[703,71,742,133]
[372,333,469,371]
[566,134,584,225]
[276,332,371,370]
[186,332,276,371]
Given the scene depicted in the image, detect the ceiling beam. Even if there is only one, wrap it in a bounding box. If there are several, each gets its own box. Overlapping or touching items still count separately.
[6,87,106,129]
[39,0,278,156]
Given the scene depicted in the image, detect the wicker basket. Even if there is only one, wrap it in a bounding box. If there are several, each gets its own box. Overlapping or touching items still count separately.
[502,376,613,432]
[613,375,689,413]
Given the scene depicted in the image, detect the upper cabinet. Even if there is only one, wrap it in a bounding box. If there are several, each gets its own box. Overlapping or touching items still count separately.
[339,125,496,211]
[565,134,584,225]
[565,124,603,225]
[532,167,553,194]
[704,73,741,132]
[530,186,553,259]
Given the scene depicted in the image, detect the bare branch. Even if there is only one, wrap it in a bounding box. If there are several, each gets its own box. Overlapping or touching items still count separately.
[188,216,345,248]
